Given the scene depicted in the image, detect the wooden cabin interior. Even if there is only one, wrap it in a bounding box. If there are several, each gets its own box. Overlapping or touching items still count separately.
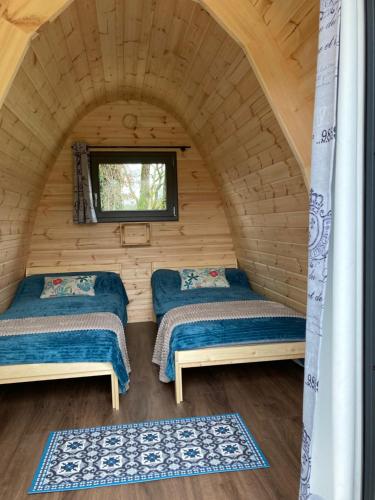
[0,1,319,498]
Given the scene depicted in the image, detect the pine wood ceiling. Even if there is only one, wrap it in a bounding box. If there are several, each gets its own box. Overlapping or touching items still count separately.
[0,0,318,180]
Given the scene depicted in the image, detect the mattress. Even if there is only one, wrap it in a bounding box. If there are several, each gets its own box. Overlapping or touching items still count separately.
[0,271,130,392]
[151,268,306,381]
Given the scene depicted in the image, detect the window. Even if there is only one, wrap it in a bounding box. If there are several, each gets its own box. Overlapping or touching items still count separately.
[90,151,178,222]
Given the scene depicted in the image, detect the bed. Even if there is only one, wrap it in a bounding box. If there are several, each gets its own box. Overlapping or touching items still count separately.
[0,271,130,410]
[151,268,306,403]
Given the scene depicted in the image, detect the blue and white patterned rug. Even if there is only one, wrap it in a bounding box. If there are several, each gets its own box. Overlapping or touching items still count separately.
[29,413,269,494]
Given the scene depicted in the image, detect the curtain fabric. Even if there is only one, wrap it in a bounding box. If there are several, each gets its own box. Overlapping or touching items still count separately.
[72,142,97,224]
[299,2,341,499]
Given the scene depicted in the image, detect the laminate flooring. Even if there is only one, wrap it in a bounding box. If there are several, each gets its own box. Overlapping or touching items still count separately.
[0,322,304,500]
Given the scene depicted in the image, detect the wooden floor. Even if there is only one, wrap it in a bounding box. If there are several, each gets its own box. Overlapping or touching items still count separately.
[0,323,304,500]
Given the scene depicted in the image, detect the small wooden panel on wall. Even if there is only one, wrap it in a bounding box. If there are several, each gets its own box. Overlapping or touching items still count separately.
[121,223,151,247]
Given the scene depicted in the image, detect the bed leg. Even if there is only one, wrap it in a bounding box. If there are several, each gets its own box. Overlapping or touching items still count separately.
[175,363,183,404]
[111,372,120,411]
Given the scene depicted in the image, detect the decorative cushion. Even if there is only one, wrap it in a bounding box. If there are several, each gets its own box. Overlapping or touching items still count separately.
[179,268,230,290]
[40,275,97,298]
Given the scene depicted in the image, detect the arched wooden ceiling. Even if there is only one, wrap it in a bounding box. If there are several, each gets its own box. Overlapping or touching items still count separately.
[0,0,318,183]
[0,0,317,312]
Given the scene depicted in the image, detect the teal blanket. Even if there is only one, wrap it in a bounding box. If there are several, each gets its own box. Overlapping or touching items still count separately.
[151,269,305,381]
[152,268,262,323]
[0,272,129,392]
[164,316,306,381]
[1,271,128,323]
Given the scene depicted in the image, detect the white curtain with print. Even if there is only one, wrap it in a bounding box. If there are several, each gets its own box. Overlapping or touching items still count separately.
[300,1,364,499]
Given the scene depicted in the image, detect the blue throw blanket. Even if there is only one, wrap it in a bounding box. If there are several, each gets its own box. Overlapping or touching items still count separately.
[163,316,306,381]
[151,268,262,323]
[0,272,130,392]
[1,271,129,323]
[151,269,306,381]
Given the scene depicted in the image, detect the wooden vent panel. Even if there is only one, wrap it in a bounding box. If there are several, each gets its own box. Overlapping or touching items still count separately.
[121,223,151,247]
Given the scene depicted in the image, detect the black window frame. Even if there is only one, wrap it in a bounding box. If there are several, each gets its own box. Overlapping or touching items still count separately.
[90,150,178,223]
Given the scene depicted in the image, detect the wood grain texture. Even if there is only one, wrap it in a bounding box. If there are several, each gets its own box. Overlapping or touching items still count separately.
[27,101,236,322]
[0,0,313,315]
[0,322,304,499]
[0,103,56,312]
[191,62,309,312]
[175,341,305,403]
[0,362,120,409]
[0,0,73,108]
[0,0,318,180]
[197,0,318,184]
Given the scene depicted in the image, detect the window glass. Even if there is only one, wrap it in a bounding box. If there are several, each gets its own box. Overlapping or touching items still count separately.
[90,151,178,222]
[98,163,167,211]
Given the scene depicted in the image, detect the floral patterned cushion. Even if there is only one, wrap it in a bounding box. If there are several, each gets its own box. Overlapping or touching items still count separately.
[179,268,230,290]
[40,275,97,298]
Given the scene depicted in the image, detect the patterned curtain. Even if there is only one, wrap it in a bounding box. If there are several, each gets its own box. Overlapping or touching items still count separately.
[299,1,341,499]
[72,142,97,224]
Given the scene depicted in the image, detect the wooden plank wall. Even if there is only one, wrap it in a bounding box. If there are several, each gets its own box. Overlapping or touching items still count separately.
[192,58,309,312]
[0,95,56,312]
[199,0,319,183]
[260,0,318,107]
[27,101,237,322]
[0,0,316,316]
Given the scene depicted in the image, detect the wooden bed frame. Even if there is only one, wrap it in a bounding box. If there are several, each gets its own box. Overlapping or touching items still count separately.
[0,266,123,410]
[150,264,305,404]
[174,341,305,404]
[0,362,120,410]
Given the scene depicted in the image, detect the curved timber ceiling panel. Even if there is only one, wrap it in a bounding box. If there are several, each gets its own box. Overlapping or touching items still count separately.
[0,0,317,312]
[0,0,319,181]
